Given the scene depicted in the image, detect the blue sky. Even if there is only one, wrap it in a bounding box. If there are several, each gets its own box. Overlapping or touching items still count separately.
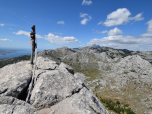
[0,0,152,51]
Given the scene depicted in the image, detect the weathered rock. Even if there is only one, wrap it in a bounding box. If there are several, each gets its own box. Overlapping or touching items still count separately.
[36,57,58,70]
[0,61,32,98]
[74,72,88,83]
[0,96,37,114]
[0,55,109,114]
[36,46,152,113]
[29,57,108,113]
[112,55,152,74]
[37,87,109,114]
[30,59,83,110]
[58,62,74,75]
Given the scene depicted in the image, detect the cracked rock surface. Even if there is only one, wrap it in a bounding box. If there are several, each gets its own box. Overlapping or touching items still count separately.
[0,96,37,114]
[0,61,32,97]
[37,87,109,114]
[0,56,108,114]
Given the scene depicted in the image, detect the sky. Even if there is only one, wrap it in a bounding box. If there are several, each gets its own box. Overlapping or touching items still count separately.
[0,0,152,51]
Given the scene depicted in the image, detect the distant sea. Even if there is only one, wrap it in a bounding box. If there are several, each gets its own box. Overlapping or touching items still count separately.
[0,50,42,59]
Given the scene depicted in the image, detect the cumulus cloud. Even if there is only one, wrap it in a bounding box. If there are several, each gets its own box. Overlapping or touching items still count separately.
[102,30,108,34]
[45,33,78,44]
[108,27,123,36]
[87,35,152,51]
[103,8,144,27]
[131,13,144,21]
[80,13,92,25]
[13,30,43,38]
[146,19,152,33]
[140,19,152,37]
[82,0,92,5]
[0,38,12,41]
[95,27,122,36]
[57,21,65,25]
[98,21,102,25]
[0,24,4,26]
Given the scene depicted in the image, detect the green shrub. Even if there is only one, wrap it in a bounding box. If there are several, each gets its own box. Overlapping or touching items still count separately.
[130,70,136,72]
[124,72,129,74]
[99,97,135,114]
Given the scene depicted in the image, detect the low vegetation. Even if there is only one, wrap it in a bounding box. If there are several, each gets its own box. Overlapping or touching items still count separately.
[95,93,135,114]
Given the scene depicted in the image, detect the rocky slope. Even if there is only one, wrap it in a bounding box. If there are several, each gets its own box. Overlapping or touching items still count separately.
[0,56,109,114]
[37,45,152,114]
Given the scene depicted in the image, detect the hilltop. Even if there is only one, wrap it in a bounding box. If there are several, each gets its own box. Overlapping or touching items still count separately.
[0,56,108,114]
[37,45,152,114]
[1,45,152,113]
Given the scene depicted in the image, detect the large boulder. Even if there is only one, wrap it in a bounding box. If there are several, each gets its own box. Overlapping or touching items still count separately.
[37,87,109,114]
[30,67,83,110]
[36,57,58,70]
[58,62,74,75]
[0,61,32,98]
[0,96,37,114]
[29,57,108,113]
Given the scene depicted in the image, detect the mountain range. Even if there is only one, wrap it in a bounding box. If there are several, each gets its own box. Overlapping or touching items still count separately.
[37,45,152,114]
[1,45,152,113]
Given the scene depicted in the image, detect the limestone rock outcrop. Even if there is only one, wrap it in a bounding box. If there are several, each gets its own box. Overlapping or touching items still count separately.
[30,62,83,110]
[0,56,109,114]
[0,61,32,98]
[37,88,109,114]
[0,96,37,114]
[112,55,152,74]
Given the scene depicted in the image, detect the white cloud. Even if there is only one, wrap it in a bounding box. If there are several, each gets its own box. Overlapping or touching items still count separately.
[13,30,43,38]
[146,19,152,33]
[14,30,30,37]
[103,8,144,27]
[82,0,92,5]
[81,18,89,25]
[131,13,144,21]
[45,33,78,44]
[87,35,152,51]
[80,13,88,18]
[140,19,152,37]
[0,38,12,41]
[108,27,123,36]
[57,21,65,25]
[98,21,102,25]
[140,33,152,37]
[102,30,108,34]
[0,24,4,26]
[80,13,92,25]
[94,27,122,35]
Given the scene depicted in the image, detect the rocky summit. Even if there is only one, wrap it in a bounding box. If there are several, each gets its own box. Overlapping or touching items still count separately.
[0,56,109,114]
[37,46,152,114]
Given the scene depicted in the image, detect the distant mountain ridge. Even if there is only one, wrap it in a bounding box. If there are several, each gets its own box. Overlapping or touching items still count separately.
[1,45,152,113]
